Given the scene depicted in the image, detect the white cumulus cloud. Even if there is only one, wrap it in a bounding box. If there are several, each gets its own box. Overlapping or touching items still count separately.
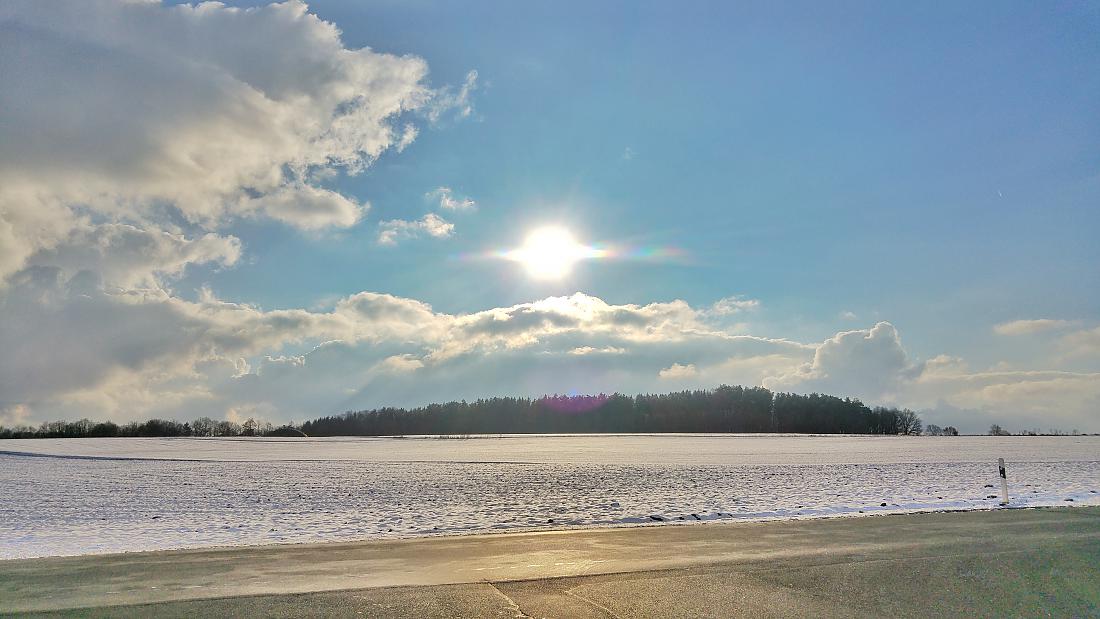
[708,296,760,316]
[659,363,698,379]
[2,278,1098,433]
[0,0,466,281]
[428,187,477,211]
[994,319,1074,336]
[377,213,455,245]
[767,322,916,400]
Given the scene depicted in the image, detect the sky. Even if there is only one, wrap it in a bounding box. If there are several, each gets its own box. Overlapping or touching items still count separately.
[1,0,1098,433]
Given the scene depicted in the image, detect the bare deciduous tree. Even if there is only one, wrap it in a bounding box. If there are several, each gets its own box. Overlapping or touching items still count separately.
[896,409,922,435]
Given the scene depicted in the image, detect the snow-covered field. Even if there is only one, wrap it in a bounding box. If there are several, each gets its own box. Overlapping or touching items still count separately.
[2,434,1098,559]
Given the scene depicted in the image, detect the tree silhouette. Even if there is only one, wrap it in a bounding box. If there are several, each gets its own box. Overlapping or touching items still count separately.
[0,385,953,438]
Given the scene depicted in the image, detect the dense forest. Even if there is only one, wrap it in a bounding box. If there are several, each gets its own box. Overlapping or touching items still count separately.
[0,386,950,439]
[301,388,929,436]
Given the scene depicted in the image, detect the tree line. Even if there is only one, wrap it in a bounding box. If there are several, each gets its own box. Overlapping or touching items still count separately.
[1,386,944,439]
[987,424,1083,437]
[0,416,298,439]
[303,386,932,436]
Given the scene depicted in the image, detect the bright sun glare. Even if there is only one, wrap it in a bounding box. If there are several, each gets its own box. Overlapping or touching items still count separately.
[507,226,599,279]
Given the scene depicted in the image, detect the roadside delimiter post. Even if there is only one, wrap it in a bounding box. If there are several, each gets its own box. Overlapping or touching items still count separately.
[998,457,1009,505]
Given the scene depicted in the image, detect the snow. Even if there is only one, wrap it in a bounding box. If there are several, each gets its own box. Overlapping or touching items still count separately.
[1,434,1098,559]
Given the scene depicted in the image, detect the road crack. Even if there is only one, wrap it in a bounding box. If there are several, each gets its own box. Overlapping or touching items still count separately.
[486,582,531,618]
[564,586,624,619]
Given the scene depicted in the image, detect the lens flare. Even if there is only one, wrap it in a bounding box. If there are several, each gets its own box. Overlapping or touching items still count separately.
[466,227,688,277]
[503,226,606,279]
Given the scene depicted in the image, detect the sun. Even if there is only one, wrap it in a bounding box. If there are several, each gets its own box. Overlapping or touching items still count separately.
[507,226,597,279]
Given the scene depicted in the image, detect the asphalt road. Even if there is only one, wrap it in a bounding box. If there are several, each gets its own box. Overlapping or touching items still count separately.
[2,507,1098,617]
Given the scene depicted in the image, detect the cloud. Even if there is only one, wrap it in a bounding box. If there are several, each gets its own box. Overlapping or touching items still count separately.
[767,322,916,400]
[708,296,760,316]
[919,354,969,378]
[378,354,425,373]
[0,280,806,423]
[0,0,482,422]
[0,273,456,419]
[0,268,332,408]
[27,223,241,289]
[378,187,472,245]
[1058,326,1100,359]
[757,322,1100,432]
[428,187,476,211]
[0,404,32,427]
[659,363,698,379]
[993,319,1074,336]
[426,70,479,123]
[0,3,1096,434]
[839,310,858,321]
[243,185,366,230]
[0,0,459,281]
[570,346,626,356]
[2,277,1098,432]
[377,213,455,245]
[913,369,1100,433]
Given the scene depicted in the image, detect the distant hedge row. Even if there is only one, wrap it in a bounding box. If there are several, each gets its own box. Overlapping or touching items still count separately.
[0,417,302,439]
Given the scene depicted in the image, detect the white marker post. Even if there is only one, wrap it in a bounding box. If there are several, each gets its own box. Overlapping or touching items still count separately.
[998,457,1009,506]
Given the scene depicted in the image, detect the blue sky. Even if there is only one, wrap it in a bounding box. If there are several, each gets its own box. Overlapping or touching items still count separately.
[2,1,1098,431]
[188,1,1099,356]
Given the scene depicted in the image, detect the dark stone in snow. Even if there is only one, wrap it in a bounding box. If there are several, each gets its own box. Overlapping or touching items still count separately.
[984,484,994,488]
[692,514,702,520]
[1065,498,1074,502]
[987,495,998,499]
[548,519,554,523]
[880,503,887,507]
[650,515,664,522]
